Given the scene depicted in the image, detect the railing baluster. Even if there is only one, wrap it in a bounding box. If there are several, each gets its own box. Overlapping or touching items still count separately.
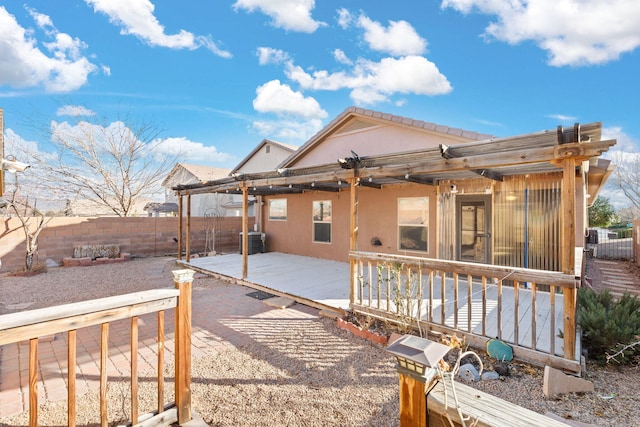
[428,270,434,323]
[68,330,77,427]
[131,316,139,424]
[514,280,520,346]
[29,338,38,427]
[531,283,537,350]
[482,276,487,336]
[158,310,165,415]
[386,263,391,314]
[375,261,381,309]
[368,261,373,307]
[467,274,472,333]
[550,285,556,355]
[440,271,445,325]
[453,272,459,329]
[100,323,109,427]
[497,278,503,340]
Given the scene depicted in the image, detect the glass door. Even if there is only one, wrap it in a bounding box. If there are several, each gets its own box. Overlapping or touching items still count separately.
[457,196,491,263]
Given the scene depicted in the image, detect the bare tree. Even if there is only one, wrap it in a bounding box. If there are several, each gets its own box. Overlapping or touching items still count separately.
[4,177,52,271]
[24,111,181,217]
[609,152,640,212]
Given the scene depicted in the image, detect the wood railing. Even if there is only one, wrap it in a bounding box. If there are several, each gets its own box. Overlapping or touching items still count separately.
[349,251,580,372]
[0,268,195,427]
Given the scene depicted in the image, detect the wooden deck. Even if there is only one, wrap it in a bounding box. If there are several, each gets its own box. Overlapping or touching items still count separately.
[178,253,351,311]
[180,252,580,370]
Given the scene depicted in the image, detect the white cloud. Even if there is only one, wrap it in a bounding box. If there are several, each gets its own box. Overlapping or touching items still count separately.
[252,118,324,141]
[602,126,640,154]
[357,14,427,56]
[154,137,232,163]
[333,48,352,65]
[441,0,640,66]
[285,55,452,104]
[547,114,577,122]
[85,0,232,58]
[0,6,97,92]
[253,79,328,119]
[56,105,97,117]
[336,8,352,29]
[233,0,325,33]
[257,47,290,65]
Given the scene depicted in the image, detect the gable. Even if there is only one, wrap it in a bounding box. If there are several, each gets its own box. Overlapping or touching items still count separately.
[281,107,492,169]
[288,118,478,168]
[232,140,297,174]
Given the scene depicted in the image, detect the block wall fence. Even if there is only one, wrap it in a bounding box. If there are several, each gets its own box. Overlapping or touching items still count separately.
[0,216,254,272]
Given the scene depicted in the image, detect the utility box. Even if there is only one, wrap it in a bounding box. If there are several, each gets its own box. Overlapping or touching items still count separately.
[239,232,265,255]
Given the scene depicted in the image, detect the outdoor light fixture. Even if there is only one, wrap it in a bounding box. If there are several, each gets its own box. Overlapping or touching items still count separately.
[405,173,410,179]
[338,179,342,186]
[368,176,373,183]
[2,156,30,173]
[387,335,451,426]
[386,335,450,382]
[311,181,315,187]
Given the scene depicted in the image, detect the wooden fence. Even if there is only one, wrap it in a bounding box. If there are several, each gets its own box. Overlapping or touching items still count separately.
[350,251,580,372]
[0,269,195,426]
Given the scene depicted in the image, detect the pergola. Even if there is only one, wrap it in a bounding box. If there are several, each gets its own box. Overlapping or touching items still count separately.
[174,122,614,276]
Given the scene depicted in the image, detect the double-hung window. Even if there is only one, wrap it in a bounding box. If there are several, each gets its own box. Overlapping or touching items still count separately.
[312,200,331,243]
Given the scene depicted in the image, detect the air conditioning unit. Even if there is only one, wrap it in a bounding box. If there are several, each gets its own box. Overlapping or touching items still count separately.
[239,232,265,255]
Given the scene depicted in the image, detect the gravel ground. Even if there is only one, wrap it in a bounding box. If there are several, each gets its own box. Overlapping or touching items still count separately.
[0,256,639,426]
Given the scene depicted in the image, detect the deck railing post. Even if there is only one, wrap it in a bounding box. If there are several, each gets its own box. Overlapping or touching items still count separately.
[173,269,195,425]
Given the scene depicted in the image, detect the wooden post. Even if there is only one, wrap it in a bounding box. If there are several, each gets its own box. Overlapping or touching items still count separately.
[29,338,38,427]
[561,159,577,361]
[173,269,194,425]
[177,195,183,260]
[68,330,77,427]
[186,195,191,262]
[349,173,359,304]
[399,374,427,427]
[241,185,249,279]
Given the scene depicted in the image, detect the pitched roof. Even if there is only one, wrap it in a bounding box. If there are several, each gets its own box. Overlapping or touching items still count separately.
[230,139,298,175]
[280,106,494,168]
[162,163,231,186]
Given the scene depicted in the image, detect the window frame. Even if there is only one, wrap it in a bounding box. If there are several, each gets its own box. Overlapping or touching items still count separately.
[268,199,287,221]
[312,200,332,244]
[397,197,429,253]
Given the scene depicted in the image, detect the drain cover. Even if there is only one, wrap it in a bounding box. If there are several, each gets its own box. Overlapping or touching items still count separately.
[246,290,276,300]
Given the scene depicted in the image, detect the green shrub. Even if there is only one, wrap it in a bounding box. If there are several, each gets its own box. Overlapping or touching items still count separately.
[578,288,640,364]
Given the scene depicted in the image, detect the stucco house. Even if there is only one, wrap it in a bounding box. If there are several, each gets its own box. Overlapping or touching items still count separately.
[162,163,241,217]
[173,107,616,371]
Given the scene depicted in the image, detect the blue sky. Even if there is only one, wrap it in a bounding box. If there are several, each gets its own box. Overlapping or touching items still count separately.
[1,0,639,177]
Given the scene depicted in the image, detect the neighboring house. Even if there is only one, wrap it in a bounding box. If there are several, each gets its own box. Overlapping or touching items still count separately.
[228,139,298,224]
[163,163,238,217]
[230,139,298,175]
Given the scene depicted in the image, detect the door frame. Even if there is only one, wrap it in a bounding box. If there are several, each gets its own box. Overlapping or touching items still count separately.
[456,195,492,263]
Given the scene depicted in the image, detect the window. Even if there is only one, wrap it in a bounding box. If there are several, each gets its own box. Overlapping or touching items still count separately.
[268,199,287,221]
[312,200,331,243]
[398,197,429,252]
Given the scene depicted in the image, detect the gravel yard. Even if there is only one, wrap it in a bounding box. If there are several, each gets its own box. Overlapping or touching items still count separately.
[0,256,638,426]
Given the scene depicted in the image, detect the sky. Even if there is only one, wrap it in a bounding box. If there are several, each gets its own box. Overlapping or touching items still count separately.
[1,0,639,206]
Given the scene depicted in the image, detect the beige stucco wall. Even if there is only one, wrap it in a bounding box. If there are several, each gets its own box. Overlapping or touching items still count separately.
[292,123,468,168]
[262,183,437,263]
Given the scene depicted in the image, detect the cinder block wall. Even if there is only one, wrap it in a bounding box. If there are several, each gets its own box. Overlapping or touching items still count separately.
[0,216,253,272]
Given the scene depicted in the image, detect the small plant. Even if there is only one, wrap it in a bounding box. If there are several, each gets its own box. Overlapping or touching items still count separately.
[578,288,640,364]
